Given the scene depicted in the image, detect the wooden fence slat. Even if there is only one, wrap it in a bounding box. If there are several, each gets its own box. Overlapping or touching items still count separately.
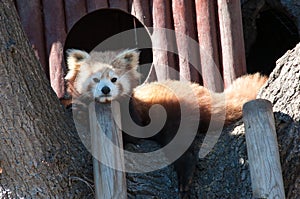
[130,0,156,82]
[195,0,223,91]
[64,0,87,32]
[15,0,47,73]
[172,0,200,82]
[130,0,152,27]
[243,99,285,199]
[86,0,108,13]
[151,0,178,81]
[109,0,128,12]
[217,0,246,87]
[42,0,67,98]
[89,103,127,199]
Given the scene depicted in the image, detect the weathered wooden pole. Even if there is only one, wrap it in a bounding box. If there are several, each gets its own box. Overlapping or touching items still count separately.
[89,102,127,199]
[172,0,200,82]
[243,99,285,199]
[64,0,87,32]
[15,0,47,73]
[42,0,67,98]
[151,0,178,81]
[217,0,246,87]
[195,0,223,92]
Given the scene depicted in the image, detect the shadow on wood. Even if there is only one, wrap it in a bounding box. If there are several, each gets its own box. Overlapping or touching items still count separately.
[243,99,285,198]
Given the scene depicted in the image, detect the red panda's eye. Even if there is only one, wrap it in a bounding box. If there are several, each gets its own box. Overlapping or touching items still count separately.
[111,77,117,83]
[93,78,100,83]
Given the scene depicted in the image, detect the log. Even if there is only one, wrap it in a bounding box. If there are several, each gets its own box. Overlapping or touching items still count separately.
[217,0,246,87]
[86,0,108,12]
[130,0,152,27]
[195,0,223,91]
[15,0,47,73]
[64,0,87,32]
[89,102,127,199]
[151,0,178,81]
[243,99,285,199]
[172,0,200,82]
[42,0,67,98]
[109,0,128,11]
[49,43,65,99]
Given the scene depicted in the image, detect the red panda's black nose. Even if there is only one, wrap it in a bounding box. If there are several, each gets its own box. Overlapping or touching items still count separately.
[101,86,111,95]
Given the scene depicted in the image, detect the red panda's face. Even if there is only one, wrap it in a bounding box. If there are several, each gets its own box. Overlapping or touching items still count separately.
[65,49,141,103]
[86,68,123,103]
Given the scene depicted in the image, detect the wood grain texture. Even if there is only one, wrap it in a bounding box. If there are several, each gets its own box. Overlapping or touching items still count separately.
[243,99,285,199]
[89,103,127,199]
[172,0,200,82]
[195,0,223,91]
[15,0,47,73]
[151,0,178,81]
[86,0,108,12]
[217,0,246,87]
[64,0,87,31]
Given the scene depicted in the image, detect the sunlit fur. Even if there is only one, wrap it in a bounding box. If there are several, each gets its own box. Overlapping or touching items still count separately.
[65,48,268,193]
[65,49,140,103]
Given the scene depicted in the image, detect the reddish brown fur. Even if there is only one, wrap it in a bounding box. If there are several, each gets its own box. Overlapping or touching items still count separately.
[132,73,267,129]
[64,48,268,194]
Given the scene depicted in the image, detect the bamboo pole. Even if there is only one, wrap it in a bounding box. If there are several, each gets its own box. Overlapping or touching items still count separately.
[243,99,285,199]
[89,102,127,199]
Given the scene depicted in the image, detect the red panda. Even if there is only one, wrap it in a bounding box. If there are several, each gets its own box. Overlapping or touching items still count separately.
[65,49,268,194]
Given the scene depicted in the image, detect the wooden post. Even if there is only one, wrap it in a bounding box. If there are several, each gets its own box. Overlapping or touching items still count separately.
[195,0,223,92]
[217,0,246,87]
[42,0,67,98]
[15,0,47,73]
[109,0,129,11]
[86,0,108,12]
[243,99,285,199]
[89,102,127,199]
[64,0,87,32]
[172,0,200,82]
[151,0,178,81]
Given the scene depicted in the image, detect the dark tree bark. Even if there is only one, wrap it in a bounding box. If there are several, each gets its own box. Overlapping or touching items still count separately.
[185,43,300,198]
[0,0,92,198]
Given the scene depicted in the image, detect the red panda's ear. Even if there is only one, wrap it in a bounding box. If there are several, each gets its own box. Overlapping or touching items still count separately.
[112,49,140,71]
[65,49,90,81]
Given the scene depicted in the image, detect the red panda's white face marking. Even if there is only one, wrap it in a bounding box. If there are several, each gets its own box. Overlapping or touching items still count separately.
[65,49,141,103]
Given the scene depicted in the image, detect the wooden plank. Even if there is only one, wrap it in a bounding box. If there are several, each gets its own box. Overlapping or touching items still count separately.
[195,0,223,91]
[243,99,285,199]
[109,0,128,12]
[15,0,47,74]
[42,0,67,98]
[151,0,178,81]
[172,0,200,82]
[130,0,156,82]
[89,102,127,199]
[86,0,108,13]
[64,0,87,32]
[217,0,246,87]
[130,0,152,27]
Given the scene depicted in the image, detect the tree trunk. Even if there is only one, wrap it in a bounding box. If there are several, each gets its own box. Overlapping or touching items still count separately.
[0,0,92,198]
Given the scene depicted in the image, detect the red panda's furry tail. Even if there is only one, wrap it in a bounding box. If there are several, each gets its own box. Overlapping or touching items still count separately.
[221,73,268,124]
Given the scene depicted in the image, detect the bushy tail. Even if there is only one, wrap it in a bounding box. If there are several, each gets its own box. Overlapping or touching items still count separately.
[223,73,268,124]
